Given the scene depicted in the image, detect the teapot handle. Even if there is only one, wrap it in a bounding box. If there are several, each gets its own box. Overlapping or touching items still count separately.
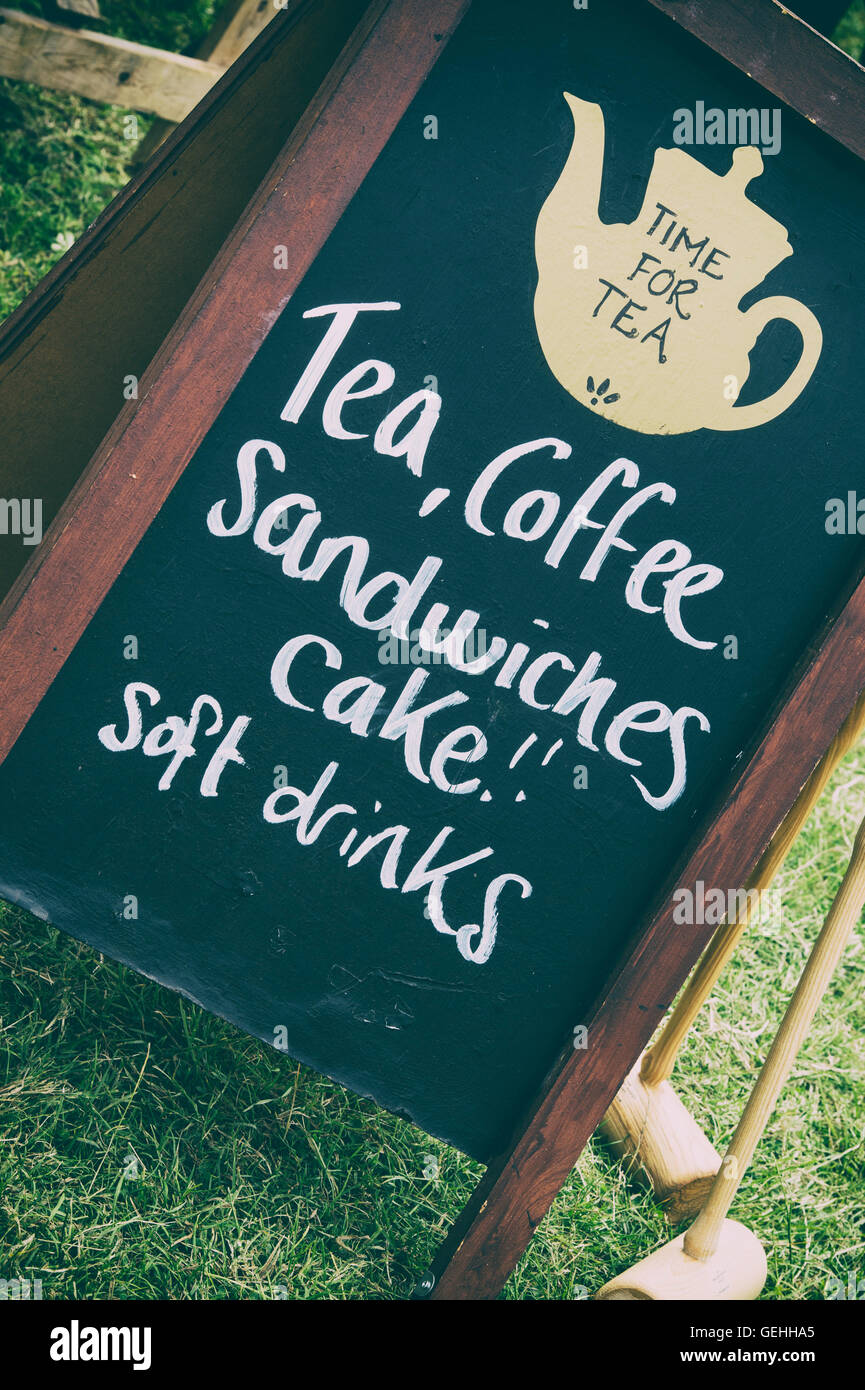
[713,295,822,432]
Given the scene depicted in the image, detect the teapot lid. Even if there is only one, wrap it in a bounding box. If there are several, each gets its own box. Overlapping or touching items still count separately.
[650,143,792,274]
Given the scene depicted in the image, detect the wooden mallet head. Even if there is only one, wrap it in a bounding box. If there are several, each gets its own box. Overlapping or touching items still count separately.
[596,1219,767,1301]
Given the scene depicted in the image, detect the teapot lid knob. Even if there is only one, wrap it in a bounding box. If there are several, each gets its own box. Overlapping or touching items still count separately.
[725,144,764,190]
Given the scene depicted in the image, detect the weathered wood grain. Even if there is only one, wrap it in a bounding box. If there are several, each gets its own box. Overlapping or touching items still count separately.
[0,8,223,121]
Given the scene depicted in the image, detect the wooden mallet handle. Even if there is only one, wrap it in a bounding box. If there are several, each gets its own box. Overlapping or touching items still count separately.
[684,805,865,1263]
[641,687,865,1089]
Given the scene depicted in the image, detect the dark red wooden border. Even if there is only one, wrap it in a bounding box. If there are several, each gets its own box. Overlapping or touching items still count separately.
[0,0,863,1302]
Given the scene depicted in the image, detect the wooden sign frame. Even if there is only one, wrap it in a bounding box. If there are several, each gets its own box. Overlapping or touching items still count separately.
[0,0,367,601]
[1,0,864,1300]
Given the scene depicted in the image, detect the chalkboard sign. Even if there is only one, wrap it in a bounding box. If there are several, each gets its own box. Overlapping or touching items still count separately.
[1,0,865,1297]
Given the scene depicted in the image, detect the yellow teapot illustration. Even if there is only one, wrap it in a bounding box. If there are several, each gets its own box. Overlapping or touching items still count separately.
[534,95,823,435]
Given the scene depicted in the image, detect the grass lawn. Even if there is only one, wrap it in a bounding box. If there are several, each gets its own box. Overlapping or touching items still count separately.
[1,1,864,1301]
[2,751,864,1300]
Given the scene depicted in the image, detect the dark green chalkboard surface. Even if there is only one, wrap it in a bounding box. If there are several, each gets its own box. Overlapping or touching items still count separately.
[1,0,863,1161]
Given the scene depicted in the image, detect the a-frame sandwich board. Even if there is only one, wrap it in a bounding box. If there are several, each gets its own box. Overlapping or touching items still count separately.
[0,0,864,1300]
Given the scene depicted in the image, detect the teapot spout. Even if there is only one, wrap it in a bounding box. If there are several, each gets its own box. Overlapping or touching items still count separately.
[537,93,607,245]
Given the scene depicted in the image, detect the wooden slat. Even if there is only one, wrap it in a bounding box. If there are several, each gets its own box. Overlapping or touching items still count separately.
[200,0,276,66]
[0,8,223,121]
[53,0,102,20]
